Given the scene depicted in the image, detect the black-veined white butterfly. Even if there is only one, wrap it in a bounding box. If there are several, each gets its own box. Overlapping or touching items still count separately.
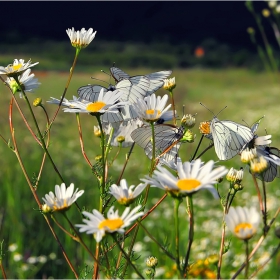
[131,124,184,164]
[110,67,172,95]
[77,76,150,122]
[210,117,254,161]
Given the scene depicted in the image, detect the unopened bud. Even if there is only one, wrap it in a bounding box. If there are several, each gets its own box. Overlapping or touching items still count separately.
[181,114,196,128]
[33,98,42,107]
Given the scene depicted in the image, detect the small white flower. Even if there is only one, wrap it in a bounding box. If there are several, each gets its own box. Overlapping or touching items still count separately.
[142,158,228,198]
[76,205,144,242]
[163,77,176,91]
[27,256,37,264]
[37,255,47,264]
[42,183,84,212]
[6,69,40,96]
[66,27,96,49]
[13,253,22,262]
[103,118,143,147]
[109,179,147,205]
[0,59,39,77]
[8,243,18,252]
[225,206,260,240]
[132,94,171,123]
[276,4,280,13]
[61,89,127,115]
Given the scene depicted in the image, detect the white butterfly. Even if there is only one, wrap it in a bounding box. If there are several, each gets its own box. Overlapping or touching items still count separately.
[210,117,254,161]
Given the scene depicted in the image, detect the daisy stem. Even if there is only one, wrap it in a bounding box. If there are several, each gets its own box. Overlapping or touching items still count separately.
[174,198,183,277]
[261,177,268,234]
[112,234,145,279]
[169,90,177,126]
[217,210,227,279]
[0,241,7,280]
[183,195,194,275]
[137,220,176,261]
[251,174,265,222]
[244,239,249,279]
[96,115,106,212]
[75,113,93,168]
[48,51,79,130]
[231,206,280,279]
[61,212,101,264]
[191,135,204,161]
[13,76,65,183]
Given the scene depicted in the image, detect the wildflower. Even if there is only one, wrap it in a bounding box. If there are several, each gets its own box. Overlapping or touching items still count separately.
[181,129,195,143]
[109,179,146,206]
[268,1,277,8]
[41,203,52,213]
[50,89,127,117]
[276,4,280,13]
[199,121,212,140]
[76,205,144,242]
[226,167,243,184]
[132,94,172,123]
[103,119,143,147]
[240,147,257,163]
[42,183,84,212]
[225,206,260,240]
[94,125,102,137]
[0,59,39,77]
[8,244,18,252]
[163,77,176,91]
[33,97,42,107]
[142,159,228,198]
[13,253,23,262]
[66,27,96,49]
[181,114,196,128]
[146,256,158,268]
[250,156,268,174]
[262,9,271,17]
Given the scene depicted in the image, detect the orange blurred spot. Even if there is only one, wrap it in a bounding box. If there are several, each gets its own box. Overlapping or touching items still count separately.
[194,46,205,58]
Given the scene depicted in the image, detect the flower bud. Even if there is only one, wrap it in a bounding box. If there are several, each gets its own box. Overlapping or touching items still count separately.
[250,156,268,174]
[33,98,42,107]
[181,114,196,128]
[163,77,176,91]
[94,125,102,138]
[146,256,158,268]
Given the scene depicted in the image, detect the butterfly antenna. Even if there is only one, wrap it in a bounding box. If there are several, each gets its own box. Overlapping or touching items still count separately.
[101,69,111,77]
[90,77,110,86]
[199,102,215,115]
[182,105,185,116]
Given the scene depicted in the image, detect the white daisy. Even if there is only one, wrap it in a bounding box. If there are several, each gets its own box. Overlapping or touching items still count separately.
[66,27,96,49]
[0,59,39,77]
[225,206,260,240]
[163,77,176,91]
[132,93,172,123]
[42,183,84,212]
[142,158,228,198]
[103,118,143,147]
[6,69,40,96]
[109,179,147,206]
[76,205,144,242]
[49,89,127,116]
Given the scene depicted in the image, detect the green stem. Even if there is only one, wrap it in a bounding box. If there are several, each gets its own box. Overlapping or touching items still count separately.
[174,198,183,277]
[183,195,194,275]
[244,239,249,279]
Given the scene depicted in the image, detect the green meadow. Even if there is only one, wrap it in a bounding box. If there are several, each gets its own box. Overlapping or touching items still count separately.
[0,66,280,278]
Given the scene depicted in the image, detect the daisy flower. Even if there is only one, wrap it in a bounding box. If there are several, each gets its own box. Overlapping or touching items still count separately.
[132,93,172,123]
[142,158,228,198]
[49,89,127,117]
[0,59,39,77]
[6,69,40,96]
[66,27,96,49]
[103,118,143,147]
[42,183,84,212]
[109,179,147,206]
[76,205,144,242]
[225,206,260,240]
[163,77,176,91]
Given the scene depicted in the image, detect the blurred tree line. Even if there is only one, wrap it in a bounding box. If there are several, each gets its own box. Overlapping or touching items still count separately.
[0,36,270,71]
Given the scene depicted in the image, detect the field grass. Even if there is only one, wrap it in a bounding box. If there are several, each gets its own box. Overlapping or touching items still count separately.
[0,67,280,279]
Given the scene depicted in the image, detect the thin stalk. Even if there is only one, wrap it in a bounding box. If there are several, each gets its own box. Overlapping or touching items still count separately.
[244,240,249,279]
[137,221,176,261]
[183,195,194,274]
[195,143,214,159]
[217,217,226,279]
[251,174,265,219]
[261,177,268,233]
[14,76,65,183]
[76,113,93,168]
[191,134,204,161]
[174,198,183,277]
[48,50,80,130]
[169,90,177,126]
[112,234,145,279]
[0,240,7,280]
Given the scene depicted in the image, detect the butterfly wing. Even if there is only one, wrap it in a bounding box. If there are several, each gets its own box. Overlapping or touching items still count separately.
[211,117,254,160]
[145,70,172,95]
[110,67,130,82]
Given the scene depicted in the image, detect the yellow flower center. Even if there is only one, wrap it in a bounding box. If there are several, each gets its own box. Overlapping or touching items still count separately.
[234,223,254,239]
[86,101,106,112]
[98,218,124,230]
[146,109,161,116]
[12,63,23,71]
[199,122,211,134]
[176,179,201,191]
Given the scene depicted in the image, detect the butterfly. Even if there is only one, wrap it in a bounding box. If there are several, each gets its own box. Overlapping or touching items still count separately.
[110,67,172,95]
[210,117,254,161]
[131,124,184,164]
